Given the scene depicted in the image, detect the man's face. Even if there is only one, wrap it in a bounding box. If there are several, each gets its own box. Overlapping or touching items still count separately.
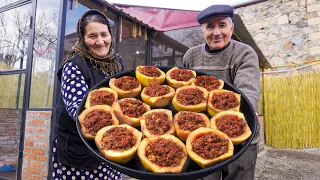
[201,17,234,50]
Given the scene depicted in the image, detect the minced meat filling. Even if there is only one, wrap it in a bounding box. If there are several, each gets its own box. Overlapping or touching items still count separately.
[194,75,221,91]
[177,88,204,105]
[216,115,246,137]
[119,99,147,118]
[177,112,206,131]
[114,76,139,91]
[170,69,194,81]
[90,90,115,106]
[146,139,185,167]
[212,92,239,110]
[144,85,170,97]
[83,110,114,135]
[146,112,171,135]
[101,127,137,151]
[192,134,229,159]
[139,66,161,77]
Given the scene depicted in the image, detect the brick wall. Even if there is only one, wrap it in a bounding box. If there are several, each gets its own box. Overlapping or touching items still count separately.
[0,109,21,166]
[22,111,51,180]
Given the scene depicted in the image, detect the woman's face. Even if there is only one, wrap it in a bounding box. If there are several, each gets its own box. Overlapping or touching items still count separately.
[84,22,111,57]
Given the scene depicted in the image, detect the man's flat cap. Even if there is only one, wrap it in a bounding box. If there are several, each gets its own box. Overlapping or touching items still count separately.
[197,5,234,24]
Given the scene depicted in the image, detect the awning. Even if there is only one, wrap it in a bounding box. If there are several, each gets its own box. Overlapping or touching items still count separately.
[111,4,271,68]
[114,5,200,31]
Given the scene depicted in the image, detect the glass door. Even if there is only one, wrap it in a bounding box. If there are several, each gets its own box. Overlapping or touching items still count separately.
[0,1,33,179]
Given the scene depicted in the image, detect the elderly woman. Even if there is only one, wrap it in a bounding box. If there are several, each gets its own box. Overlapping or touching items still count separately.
[52,9,125,179]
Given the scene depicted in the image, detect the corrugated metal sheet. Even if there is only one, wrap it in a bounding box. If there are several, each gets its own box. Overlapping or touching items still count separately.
[114,5,200,31]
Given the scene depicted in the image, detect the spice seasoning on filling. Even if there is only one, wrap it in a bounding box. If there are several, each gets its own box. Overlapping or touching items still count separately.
[192,134,229,159]
[216,115,246,137]
[139,66,161,77]
[194,75,221,91]
[146,139,185,167]
[212,92,239,110]
[90,90,115,106]
[170,69,194,81]
[83,110,114,135]
[119,99,147,118]
[144,85,170,97]
[177,88,204,105]
[146,112,171,135]
[101,127,137,151]
[178,112,206,131]
[114,76,139,91]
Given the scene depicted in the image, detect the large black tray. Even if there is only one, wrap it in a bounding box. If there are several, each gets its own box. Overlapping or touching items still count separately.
[76,66,257,180]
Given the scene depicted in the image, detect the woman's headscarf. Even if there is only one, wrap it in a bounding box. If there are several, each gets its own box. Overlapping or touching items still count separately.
[63,9,122,76]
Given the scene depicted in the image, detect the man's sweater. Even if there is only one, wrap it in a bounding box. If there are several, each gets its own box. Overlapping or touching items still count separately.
[183,40,260,111]
[183,40,260,144]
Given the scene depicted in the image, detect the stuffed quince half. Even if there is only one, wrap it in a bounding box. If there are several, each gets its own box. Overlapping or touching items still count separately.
[78,105,119,140]
[112,98,151,127]
[207,89,241,117]
[135,65,166,87]
[109,76,141,99]
[191,75,224,92]
[186,127,234,168]
[172,85,208,112]
[166,67,196,89]
[95,124,142,164]
[141,85,175,108]
[173,111,210,141]
[140,109,175,138]
[85,87,118,108]
[138,134,187,173]
[211,111,252,145]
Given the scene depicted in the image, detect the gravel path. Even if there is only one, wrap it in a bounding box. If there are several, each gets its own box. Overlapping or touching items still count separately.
[255,147,320,180]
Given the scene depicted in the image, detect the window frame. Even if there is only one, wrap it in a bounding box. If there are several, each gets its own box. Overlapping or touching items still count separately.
[0,1,37,180]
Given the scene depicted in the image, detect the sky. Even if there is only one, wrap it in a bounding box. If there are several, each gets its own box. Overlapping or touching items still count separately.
[107,0,253,11]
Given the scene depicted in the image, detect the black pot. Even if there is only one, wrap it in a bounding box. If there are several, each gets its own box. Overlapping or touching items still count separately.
[76,66,257,180]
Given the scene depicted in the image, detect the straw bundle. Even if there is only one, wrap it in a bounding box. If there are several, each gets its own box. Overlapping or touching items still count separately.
[144,27,148,41]
[258,76,264,115]
[264,71,320,148]
[138,23,142,37]
[131,21,137,38]
[119,14,122,42]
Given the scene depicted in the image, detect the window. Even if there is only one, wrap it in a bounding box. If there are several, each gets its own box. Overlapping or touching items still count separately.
[118,19,147,70]
[29,0,60,108]
[151,26,204,66]
[0,5,31,71]
[0,74,25,108]
[0,3,31,110]
[151,39,174,66]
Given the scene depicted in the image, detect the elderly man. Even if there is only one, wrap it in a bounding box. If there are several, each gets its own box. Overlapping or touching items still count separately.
[183,4,260,180]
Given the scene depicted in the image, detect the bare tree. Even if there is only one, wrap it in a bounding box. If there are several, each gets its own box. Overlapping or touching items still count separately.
[34,10,57,56]
[181,27,205,47]
[0,8,58,70]
[0,11,28,69]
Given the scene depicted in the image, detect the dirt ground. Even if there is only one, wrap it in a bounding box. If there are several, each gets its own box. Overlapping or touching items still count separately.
[123,146,320,180]
[255,146,320,180]
[1,146,320,180]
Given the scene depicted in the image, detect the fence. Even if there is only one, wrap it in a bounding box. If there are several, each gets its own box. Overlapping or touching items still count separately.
[262,62,320,148]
